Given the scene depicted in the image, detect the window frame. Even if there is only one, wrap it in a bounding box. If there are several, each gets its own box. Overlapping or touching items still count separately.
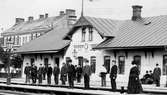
[90,56,96,73]
[163,55,167,75]
[81,27,86,42]
[104,56,111,73]
[88,27,93,41]
[118,56,125,74]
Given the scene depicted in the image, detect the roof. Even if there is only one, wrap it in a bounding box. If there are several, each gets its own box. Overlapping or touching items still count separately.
[16,26,71,54]
[95,15,167,49]
[65,16,122,38]
[2,15,65,36]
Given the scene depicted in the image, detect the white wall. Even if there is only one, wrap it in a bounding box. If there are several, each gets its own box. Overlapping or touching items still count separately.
[64,27,105,81]
[103,49,167,86]
[22,54,63,78]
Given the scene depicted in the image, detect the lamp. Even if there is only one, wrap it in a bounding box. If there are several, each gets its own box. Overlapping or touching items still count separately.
[6,37,14,85]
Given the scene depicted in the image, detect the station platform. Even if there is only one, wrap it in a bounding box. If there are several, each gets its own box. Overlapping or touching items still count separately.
[0,78,166,94]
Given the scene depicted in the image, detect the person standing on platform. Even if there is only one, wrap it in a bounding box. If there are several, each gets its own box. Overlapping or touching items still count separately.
[31,63,37,85]
[100,64,107,87]
[110,60,117,91]
[60,62,67,85]
[153,63,161,87]
[53,64,60,85]
[67,59,75,88]
[83,59,91,89]
[76,65,82,83]
[38,64,43,85]
[42,65,47,80]
[127,61,142,94]
[24,63,31,84]
[47,64,53,85]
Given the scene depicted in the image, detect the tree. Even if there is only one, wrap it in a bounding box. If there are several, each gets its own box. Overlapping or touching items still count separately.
[11,55,23,68]
[0,47,10,68]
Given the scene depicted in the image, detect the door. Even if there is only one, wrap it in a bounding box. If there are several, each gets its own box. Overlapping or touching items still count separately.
[44,58,49,68]
[78,56,83,68]
[54,57,60,67]
[30,58,35,66]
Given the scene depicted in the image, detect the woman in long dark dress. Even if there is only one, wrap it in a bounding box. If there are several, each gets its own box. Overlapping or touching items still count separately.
[127,61,143,94]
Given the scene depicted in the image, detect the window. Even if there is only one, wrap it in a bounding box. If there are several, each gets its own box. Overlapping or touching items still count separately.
[163,55,167,75]
[89,27,93,41]
[30,58,35,66]
[104,56,110,73]
[134,55,141,71]
[44,58,49,68]
[16,36,19,45]
[118,56,125,74]
[90,56,96,73]
[81,27,86,42]
[78,57,83,68]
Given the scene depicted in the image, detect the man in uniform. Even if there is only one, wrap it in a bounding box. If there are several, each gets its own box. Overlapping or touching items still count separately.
[38,64,43,85]
[67,59,75,88]
[153,63,161,87]
[110,60,118,91]
[53,64,60,85]
[42,65,47,80]
[83,59,91,89]
[60,62,67,85]
[31,63,37,85]
[24,63,31,84]
[47,64,53,85]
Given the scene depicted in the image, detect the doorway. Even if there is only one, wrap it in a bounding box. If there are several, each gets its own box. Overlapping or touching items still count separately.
[44,58,49,68]
[54,57,59,67]
[78,56,83,68]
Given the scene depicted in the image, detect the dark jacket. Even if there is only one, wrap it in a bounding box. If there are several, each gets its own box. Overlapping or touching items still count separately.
[31,66,37,76]
[47,67,53,76]
[38,67,43,75]
[153,67,161,80]
[110,65,117,79]
[83,65,91,76]
[61,65,67,75]
[53,67,60,76]
[67,64,75,77]
[24,66,31,75]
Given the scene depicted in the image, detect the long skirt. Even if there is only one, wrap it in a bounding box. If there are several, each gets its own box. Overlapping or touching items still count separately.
[127,76,143,94]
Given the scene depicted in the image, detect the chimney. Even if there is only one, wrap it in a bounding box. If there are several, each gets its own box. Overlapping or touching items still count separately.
[59,11,65,16]
[28,16,34,21]
[65,9,76,16]
[39,14,44,19]
[132,5,143,21]
[15,18,25,24]
[45,13,48,18]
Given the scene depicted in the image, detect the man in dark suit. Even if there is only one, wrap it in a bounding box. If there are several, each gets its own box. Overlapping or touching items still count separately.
[110,60,117,91]
[153,63,161,87]
[60,62,67,85]
[67,59,75,88]
[31,63,37,84]
[83,59,91,89]
[24,63,31,84]
[53,64,60,85]
[47,64,53,85]
[37,64,43,85]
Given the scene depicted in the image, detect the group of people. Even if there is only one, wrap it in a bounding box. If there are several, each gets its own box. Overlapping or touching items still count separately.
[24,58,92,89]
[24,63,60,85]
[141,64,161,87]
[24,58,162,94]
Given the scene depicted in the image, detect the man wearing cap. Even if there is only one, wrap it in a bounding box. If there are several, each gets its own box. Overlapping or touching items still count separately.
[110,60,118,91]
[38,64,43,84]
[53,64,60,85]
[47,64,53,85]
[24,63,31,84]
[67,59,75,88]
[31,63,37,84]
[83,59,91,89]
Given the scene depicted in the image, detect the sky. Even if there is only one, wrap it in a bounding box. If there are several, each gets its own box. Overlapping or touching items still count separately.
[0,0,167,33]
